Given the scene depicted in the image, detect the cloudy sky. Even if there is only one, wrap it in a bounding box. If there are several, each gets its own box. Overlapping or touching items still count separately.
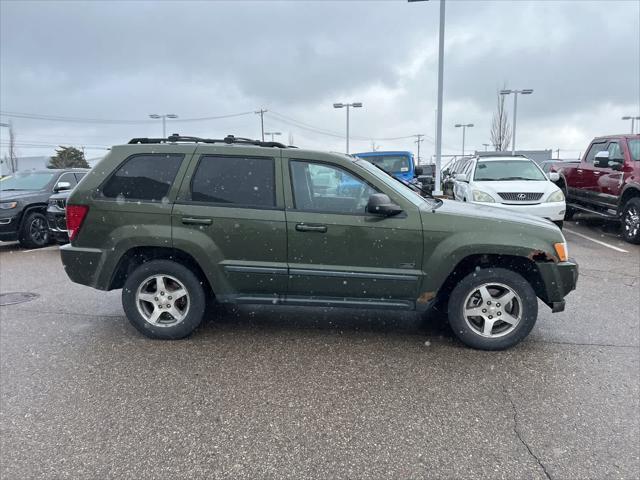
[1,0,639,163]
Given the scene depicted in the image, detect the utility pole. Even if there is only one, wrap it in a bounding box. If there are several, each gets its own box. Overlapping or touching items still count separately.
[414,134,424,164]
[255,109,268,142]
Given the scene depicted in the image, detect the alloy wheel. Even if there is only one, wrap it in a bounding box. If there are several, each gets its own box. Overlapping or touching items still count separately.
[135,274,190,327]
[624,205,639,239]
[463,282,522,338]
[29,216,49,245]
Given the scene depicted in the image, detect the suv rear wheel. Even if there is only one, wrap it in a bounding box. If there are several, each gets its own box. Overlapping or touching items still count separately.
[447,268,538,350]
[621,197,640,244]
[19,211,50,249]
[122,260,206,339]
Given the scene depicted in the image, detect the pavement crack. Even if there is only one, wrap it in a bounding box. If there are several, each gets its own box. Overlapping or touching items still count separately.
[503,387,553,480]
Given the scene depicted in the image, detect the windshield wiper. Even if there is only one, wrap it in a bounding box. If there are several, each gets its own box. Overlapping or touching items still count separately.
[496,176,536,181]
[0,188,26,191]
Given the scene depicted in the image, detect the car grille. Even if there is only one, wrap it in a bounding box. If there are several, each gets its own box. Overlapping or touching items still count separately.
[497,192,544,202]
[53,198,67,209]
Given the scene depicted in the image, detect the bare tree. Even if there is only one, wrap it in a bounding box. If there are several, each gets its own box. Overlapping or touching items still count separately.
[490,87,512,151]
[2,122,19,173]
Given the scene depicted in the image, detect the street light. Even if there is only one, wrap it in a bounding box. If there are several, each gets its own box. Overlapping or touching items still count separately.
[409,0,445,195]
[454,123,474,156]
[333,102,362,154]
[500,89,533,155]
[622,116,640,134]
[482,143,491,151]
[149,113,178,138]
[264,131,282,142]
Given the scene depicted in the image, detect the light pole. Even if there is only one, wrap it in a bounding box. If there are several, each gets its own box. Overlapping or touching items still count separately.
[409,0,444,195]
[482,143,490,151]
[622,116,640,134]
[333,102,362,154]
[500,89,533,155]
[264,131,282,142]
[149,114,178,138]
[454,123,473,156]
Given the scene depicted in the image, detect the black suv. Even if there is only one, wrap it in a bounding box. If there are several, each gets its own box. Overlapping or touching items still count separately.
[0,169,88,248]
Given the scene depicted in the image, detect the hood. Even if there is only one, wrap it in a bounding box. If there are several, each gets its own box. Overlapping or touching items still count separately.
[0,189,44,201]
[427,199,560,232]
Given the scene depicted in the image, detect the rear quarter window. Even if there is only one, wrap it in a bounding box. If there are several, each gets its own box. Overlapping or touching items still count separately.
[101,154,184,202]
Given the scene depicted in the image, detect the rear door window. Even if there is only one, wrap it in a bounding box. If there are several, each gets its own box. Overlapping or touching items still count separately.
[102,154,184,201]
[190,155,276,207]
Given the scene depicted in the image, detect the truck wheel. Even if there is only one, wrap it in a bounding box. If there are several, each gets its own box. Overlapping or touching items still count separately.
[447,268,538,350]
[564,207,575,221]
[19,211,50,249]
[621,197,640,244]
[122,260,206,339]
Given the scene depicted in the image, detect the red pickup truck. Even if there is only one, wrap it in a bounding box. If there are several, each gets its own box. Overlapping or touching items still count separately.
[553,134,640,244]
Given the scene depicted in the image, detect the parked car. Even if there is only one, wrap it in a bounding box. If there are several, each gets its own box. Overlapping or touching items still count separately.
[0,169,88,248]
[552,134,640,243]
[354,151,417,182]
[60,134,577,350]
[47,189,72,243]
[442,156,473,197]
[451,155,566,228]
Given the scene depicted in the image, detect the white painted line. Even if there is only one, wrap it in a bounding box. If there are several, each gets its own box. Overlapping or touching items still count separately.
[564,228,629,253]
[22,246,60,253]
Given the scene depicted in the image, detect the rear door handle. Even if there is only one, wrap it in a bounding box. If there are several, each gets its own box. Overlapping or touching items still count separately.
[181,217,213,225]
[295,223,327,233]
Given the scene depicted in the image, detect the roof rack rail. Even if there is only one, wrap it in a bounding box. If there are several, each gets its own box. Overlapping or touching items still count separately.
[128,134,292,149]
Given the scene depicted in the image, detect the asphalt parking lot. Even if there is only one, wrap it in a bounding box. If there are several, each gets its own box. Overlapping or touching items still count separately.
[1,216,638,479]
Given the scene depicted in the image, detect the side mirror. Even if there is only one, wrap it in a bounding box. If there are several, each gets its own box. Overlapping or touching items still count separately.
[414,166,424,176]
[366,193,403,217]
[594,150,610,168]
[549,172,560,182]
[54,181,72,192]
[456,173,468,182]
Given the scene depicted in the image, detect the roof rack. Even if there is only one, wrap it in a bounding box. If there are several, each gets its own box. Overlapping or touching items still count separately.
[128,134,293,149]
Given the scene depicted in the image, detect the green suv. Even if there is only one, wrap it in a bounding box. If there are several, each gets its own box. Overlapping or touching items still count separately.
[61,135,578,350]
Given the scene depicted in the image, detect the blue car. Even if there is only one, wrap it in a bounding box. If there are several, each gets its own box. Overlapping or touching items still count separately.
[353,151,416,182]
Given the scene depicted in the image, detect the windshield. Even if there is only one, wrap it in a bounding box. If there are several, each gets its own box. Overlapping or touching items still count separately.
[360,155,411,174]
[0,172,55,191]
[473,160,546,181]
[628,139,640,161]
[354,159,437,207]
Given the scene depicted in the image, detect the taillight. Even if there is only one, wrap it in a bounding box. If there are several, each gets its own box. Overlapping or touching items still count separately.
[66,205,89,241]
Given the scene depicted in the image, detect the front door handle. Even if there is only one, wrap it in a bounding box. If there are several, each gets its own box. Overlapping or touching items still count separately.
[182,217,213,225]
[295,223,327,233]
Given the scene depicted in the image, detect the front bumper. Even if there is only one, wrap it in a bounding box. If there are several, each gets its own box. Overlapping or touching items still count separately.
[470,201,566,222]
[535,258,579,311]
[0,215,19,241]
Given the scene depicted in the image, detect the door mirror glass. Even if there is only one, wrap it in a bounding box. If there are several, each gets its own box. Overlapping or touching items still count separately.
[54,181,72,192]
[594,150,610,168]
[456,173,468,182]
[366,193,403,217]
[548,172,560,182]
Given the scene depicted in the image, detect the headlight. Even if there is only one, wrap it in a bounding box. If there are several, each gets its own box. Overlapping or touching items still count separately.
[0,201,18,210]
[546,190,565,203]
[472,190,495,203]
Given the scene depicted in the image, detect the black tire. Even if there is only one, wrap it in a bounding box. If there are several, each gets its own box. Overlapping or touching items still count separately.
[122,260,207,339]
[447,268,538,350]
[621,197,640,244]
[19,211,50,249]
[553,220,564,229]
[564,206,575,221]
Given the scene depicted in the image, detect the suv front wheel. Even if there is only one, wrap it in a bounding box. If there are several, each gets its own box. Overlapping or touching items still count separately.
[447,268,538,350]
[122,260,206,339]
[621,197,640,244]
[19,211,50,249]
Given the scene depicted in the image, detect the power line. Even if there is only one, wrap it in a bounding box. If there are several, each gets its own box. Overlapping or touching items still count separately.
[0,110,255,125]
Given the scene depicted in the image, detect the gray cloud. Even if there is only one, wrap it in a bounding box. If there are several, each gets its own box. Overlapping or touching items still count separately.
[1,0,638,160]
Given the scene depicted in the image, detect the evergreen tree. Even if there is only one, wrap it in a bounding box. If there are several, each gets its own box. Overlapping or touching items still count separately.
[48,146,90,169]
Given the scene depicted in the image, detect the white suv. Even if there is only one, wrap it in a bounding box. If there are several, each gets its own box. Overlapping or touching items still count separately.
[452,155,566,228]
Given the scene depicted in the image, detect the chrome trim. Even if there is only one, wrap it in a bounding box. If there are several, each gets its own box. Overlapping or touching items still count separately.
[224,266,288,275]
[0,218,12,225]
